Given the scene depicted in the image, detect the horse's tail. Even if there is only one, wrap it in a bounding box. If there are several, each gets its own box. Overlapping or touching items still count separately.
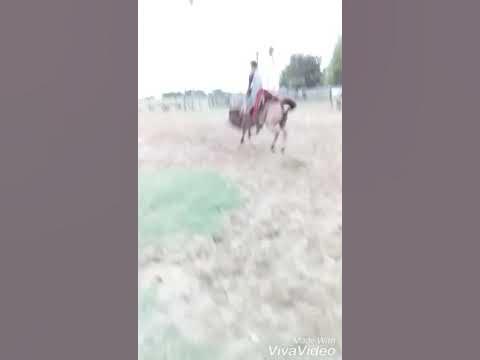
[228,108,243,129]
[281,97,297,112]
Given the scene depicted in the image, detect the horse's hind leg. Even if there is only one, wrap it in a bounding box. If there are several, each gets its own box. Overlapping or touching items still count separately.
[240,116,248,144]
[256,109,265,134]
[256,122,262,134]
[240,125,246,144]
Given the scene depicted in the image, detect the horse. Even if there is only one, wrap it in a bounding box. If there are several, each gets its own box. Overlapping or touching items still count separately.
[229,92,296,153]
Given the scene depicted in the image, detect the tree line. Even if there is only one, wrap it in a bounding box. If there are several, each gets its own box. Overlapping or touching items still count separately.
[280,36,342,90]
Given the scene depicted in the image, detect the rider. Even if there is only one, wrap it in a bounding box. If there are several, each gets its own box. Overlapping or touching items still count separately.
[263,47,279,95]
[245,60,263,123]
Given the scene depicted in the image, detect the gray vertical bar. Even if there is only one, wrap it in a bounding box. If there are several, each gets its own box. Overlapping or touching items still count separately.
[0,1,137,359]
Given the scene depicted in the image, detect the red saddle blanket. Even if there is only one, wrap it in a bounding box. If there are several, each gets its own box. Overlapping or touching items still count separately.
[250,89,279,119]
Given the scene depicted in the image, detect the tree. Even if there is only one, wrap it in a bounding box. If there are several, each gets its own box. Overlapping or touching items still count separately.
[280,54,322,89]
[326,36,342,86]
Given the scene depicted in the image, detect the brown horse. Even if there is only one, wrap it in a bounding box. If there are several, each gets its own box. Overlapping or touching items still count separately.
[229,95,296,153]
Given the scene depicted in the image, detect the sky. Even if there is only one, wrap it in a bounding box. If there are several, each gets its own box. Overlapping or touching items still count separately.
[138,0,342,99]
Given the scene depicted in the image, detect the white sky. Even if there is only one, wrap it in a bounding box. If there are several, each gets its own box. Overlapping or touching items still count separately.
[138,0,342,98]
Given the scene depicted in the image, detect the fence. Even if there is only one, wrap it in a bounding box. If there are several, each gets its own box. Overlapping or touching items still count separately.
[279,86,342,101]
[138,86,342,113]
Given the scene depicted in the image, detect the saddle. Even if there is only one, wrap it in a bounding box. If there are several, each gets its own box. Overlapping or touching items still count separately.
[250,89,278,120]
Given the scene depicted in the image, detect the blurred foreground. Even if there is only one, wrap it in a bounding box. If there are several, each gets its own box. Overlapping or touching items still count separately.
[138,100,342,359]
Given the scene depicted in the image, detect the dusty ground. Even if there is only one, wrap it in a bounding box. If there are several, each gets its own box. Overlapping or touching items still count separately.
[138,101,342,359]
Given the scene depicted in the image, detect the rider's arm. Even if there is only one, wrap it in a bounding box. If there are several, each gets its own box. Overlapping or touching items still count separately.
[247,73,253,96]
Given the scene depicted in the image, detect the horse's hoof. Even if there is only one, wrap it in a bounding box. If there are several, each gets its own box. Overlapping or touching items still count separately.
[281,148,285,154]
[271,146,275,153]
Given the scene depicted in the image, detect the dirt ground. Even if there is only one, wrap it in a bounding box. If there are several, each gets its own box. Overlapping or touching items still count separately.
[138,101,342,359]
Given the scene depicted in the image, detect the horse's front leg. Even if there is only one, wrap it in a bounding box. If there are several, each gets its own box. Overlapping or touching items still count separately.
[271,131,280,152]
[280,128,288,154]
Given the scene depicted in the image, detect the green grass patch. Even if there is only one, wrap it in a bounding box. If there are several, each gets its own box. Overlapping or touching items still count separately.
[138,168,241,359]
[138,168,241,249]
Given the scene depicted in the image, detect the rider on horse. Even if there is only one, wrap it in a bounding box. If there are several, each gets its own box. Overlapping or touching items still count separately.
[245,58,277,127]
[246,60,262,118]
[263,46,279,95]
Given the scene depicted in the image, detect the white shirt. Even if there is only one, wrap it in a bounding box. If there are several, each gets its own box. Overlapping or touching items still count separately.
[262,55,279,93]
[251,70,262,93]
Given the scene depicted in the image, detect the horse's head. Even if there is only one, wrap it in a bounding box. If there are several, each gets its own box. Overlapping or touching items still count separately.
[280,98,297,113]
